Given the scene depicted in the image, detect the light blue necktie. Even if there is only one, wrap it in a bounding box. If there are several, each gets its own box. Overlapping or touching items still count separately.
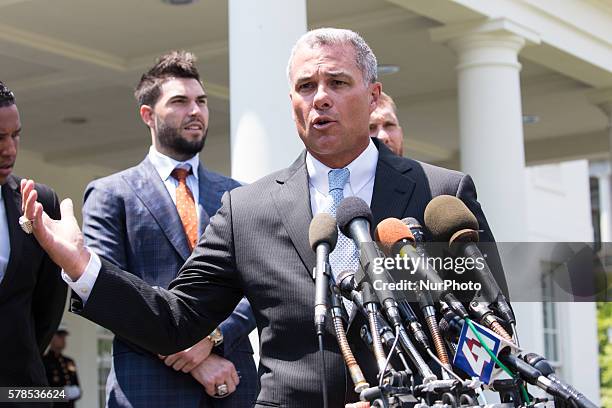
[326,169,360,282]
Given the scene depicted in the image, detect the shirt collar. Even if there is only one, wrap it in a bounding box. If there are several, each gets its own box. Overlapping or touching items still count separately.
[306,138,378,195]
[147,145,200,182]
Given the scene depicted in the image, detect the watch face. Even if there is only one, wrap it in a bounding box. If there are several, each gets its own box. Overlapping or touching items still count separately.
[209,328,223,345]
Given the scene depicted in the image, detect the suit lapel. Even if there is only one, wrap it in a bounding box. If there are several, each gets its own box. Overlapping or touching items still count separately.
[370,141,416,226]
[0,176,24,295]
[127,158,191,261]
[271,152,316,277]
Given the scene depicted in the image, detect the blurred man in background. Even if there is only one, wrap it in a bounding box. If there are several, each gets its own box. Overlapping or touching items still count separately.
[369,91,404,156]
[43,326,81,408]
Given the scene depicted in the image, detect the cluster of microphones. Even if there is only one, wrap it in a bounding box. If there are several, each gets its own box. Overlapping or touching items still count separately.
[308,195,598,408]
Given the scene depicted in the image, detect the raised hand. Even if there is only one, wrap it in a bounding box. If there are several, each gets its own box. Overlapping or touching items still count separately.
[21,179,90,280]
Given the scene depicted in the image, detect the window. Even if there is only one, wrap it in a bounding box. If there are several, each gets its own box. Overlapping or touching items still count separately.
[97,326,113,408]
[590,176,601,251]
[541,267,562,374]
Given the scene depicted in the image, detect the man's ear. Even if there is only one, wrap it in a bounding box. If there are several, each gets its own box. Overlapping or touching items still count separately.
[139,105,154,128]
[369,82,382,114]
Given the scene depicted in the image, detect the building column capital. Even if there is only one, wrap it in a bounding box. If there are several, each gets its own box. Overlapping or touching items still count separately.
[431,18,540,71]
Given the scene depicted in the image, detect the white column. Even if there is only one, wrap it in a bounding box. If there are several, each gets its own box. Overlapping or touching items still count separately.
[228,0,307,363]
[432,19,540,241]
[229,0,307,183]
[599,170,612,243]
[589,88,612,242]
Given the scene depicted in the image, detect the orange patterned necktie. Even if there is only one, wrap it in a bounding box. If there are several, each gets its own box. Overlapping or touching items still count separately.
[171,167,198,251]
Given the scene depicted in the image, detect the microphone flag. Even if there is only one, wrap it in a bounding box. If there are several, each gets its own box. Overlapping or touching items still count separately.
[453,320,518,384]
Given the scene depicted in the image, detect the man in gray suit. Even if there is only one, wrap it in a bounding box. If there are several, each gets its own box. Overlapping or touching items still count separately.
[22,28,507,407]
[82,52,257,407]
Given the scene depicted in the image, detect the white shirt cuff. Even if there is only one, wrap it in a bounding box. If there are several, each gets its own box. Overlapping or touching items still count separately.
[61,248,101,304]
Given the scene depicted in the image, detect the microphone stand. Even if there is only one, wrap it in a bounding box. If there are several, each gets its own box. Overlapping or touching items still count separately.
[329,284,370,394]
[361,282,390,375]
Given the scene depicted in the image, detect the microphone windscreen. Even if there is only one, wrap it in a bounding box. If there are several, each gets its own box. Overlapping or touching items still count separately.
[401,217,422,230]
[336,270,356,294]
[336,196,373,236]
[424,195,478,242]
[374,218,414,255]
[309,213,338,251]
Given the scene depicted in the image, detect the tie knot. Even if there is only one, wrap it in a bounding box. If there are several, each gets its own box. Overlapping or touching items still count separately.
[171,167,191,182]
[328,168,350,193]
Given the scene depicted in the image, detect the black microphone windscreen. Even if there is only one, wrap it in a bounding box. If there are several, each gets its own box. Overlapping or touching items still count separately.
[336,196,373,236]
[402,217,422,230]
[424,195,479,242]
[309,213,338,251]
[336,270,356,294]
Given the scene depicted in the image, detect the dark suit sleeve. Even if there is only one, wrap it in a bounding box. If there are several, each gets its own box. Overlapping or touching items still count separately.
[82,181,128,270]
[74,191,244,355]
[456,174,510,298]
[207,177,256,356]
[32,187,67,351]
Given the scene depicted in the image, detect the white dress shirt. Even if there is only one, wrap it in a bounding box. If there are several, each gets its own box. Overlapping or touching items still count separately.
[62,146,201,301]
[0,189,10,284]
[306,138,378,215]
[66,140,379,303]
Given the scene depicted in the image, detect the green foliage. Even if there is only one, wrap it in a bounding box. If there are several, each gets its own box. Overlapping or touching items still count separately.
[598,302,612,407]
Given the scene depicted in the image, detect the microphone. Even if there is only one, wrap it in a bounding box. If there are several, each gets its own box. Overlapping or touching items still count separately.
[401,217,425,256]
[523,353,598,408]
[337,272,431,380]
[424,195,515,325]
[373,217,468,319]
[328,281,370,393]
[401,217,451,368]
[309,213,338,335]
[498,353,575,402]
[386,217,512,341]
[336,197,402,328]
[336,270,370,319]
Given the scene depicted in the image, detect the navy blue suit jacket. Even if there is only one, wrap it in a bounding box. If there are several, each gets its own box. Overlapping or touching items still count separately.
[82,157,257,408]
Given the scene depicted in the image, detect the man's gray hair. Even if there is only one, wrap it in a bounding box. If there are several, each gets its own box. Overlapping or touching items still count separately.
[287,28,378,85]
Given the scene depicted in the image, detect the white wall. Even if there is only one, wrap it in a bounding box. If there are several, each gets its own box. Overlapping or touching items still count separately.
[510,159,600,404]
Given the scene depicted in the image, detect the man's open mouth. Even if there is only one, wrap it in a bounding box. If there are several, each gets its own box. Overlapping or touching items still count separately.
[184,123,203,131]
[312,117,336,129]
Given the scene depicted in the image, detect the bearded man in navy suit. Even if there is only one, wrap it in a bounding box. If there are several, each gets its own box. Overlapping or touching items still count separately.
[81,51,257,408]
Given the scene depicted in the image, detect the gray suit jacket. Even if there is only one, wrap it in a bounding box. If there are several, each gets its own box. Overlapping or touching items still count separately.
[82,157,257,408]
[74,141,506,407]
